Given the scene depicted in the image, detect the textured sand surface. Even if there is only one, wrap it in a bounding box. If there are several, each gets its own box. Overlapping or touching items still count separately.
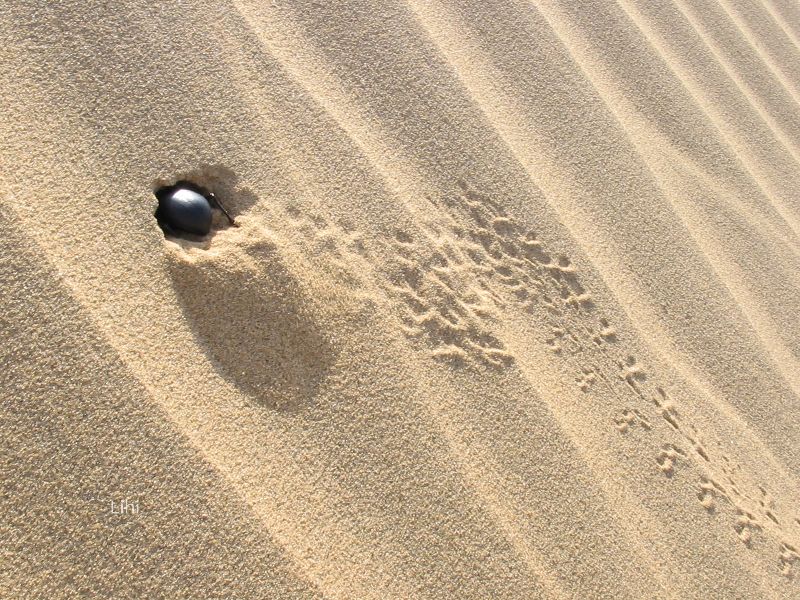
[2,0,800,598]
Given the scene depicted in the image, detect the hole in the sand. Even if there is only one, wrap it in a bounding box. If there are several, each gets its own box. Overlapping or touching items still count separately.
[154,180,235,240]
[157,166,334,410]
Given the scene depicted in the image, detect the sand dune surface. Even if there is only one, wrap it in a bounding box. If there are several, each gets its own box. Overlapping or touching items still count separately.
[2,1,800,598]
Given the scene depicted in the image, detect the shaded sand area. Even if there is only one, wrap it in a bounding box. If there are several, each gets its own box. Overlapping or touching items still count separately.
[2,0,800,597]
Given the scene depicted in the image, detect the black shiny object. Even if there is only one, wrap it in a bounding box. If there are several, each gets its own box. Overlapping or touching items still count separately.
[155,183,213,236]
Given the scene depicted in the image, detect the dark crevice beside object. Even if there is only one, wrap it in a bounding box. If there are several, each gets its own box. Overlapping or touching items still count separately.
[154,180,235,238]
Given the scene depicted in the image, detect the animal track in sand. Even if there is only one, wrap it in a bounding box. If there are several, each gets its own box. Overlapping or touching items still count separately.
[274,182,800,575]
[618,356,647,395]
[546,326,583,356]
[575,367,598,393]
[733,509,762,547]
[698,478,719,512]
[381,178,596,367]
[433,182,800,568]
[613,408,651,434]
[646,386,800,567]
[388,225,513,368]
[595,318,617,344]
[265,202,517,369]
[779,542,799,578]
[753,486,785,530]
[283,205,374,289]
[656,444,686,477]
[445,181,594,317]
[392,179,606,367]
[434,181,800,574]
[546,327,565,354]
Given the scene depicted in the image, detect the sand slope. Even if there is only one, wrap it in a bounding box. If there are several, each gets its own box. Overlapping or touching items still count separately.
[1,0,799,598]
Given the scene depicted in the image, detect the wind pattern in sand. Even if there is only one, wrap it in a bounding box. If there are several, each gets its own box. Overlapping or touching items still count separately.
[2,0,800,598]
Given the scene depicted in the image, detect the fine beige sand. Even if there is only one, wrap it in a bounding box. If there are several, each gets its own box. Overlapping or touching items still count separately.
[2,1,800,598]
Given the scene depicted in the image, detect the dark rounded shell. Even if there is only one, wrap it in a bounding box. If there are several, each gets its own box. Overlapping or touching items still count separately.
[158,188,213,236]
